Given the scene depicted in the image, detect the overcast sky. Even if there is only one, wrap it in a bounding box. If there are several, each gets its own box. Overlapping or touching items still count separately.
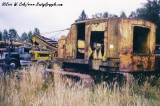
[0,0,147,39]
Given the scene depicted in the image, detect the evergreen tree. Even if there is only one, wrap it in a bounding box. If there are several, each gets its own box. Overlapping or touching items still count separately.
[78,10,88,20]
[0,31,2,41]
[33,28,40,35]
[103,12,109,18]
[129,11,137,18]
[3,29,8,41]
[21,32,28,42]
[135,0,160,43]
[120,11,127,18]
[9,29,19,41]
[28,31,33,42]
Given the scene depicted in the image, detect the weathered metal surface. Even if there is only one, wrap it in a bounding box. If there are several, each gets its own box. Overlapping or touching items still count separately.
[46,69,95,87]
[58,18,156,72]
[58,36,66,58]
[58,25,77,59]
[118,19,156,72]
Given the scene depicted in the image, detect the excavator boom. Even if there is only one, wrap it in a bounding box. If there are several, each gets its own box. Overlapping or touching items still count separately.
[30,35,58,61]
[31,35,58,52]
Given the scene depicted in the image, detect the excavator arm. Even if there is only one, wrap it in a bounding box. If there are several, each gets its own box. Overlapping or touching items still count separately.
[30,35,58,61]
[31,35,58,52]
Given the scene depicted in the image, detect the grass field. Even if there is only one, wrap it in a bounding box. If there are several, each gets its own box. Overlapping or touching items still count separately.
[0,67,160,106]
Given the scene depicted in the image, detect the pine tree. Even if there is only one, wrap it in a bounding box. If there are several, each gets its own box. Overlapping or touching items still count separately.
[21,32,28,42]
[129,11,137,18]
[120,11,127,18]
[135,0,160,43]
[103,12,109,18]
[9,29,19,41]
[3,29,8,41]
[0,31,2,41]
[0,31,3,41]
[33,28,40,35]
[78,10,88,20]
[28,31,33,42]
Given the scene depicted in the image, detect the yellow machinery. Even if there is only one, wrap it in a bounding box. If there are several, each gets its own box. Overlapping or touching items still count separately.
[30,51,51,61]
[30,18,158,85]
[30,35,58,63]
[57,18,156,72]
[31,18,157,73]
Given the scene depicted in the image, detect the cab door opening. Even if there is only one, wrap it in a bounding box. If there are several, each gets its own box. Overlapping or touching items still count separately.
[133,26,150,54]
[76,23,85,59]
[90,31,104,59]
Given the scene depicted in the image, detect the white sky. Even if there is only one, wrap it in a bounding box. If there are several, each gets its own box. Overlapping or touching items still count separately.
[0,0,147,39]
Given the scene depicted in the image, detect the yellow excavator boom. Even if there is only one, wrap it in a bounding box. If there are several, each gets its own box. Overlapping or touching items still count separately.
[31,35,58,52]
[30,35,58,61]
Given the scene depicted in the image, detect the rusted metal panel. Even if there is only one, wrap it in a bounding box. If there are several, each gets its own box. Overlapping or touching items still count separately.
[85,24,91,60]
[132,55,149,71]
[107,18,119,58]
[103,23,108,61]
[58,25,77,59]
[67,24,77,58]
[58,36,66,58]
[90,23,106,31]
[118,19,133,72]
[119,19,156,72]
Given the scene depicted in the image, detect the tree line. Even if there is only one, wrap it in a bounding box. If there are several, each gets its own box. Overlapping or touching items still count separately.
[0,28,40,43]
[77,10,127,21]
[78,0,160,44]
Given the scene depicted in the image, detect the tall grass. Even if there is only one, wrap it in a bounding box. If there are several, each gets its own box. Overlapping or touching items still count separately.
[0,67,160,106]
